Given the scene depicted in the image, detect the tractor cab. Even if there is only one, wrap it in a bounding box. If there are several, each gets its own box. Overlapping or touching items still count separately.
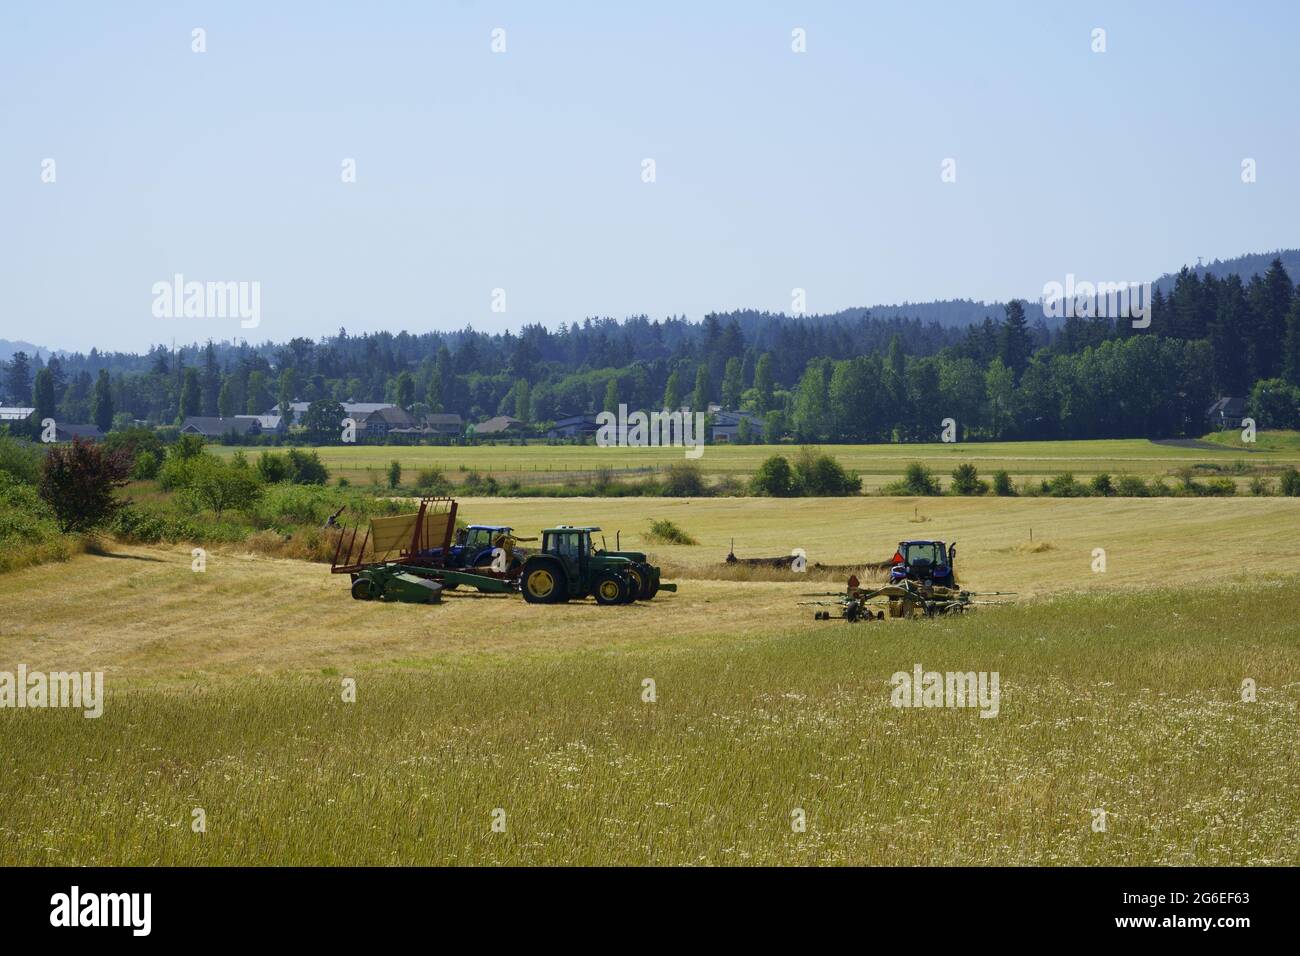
[541,526,602,576]
[462,525,512,558]
[427,524,523,570]
[890,540,957,587]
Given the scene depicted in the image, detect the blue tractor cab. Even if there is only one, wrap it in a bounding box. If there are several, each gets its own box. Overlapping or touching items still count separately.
[423,525,525,572]
[889,540,957,588]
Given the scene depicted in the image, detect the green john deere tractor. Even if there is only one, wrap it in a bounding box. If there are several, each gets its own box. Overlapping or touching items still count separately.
[520,526,676,605]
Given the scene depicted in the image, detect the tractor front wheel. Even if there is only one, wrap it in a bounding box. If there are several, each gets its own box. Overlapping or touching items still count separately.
[593,572,629,606]
[623,566,647,602]
[351,578,375,601]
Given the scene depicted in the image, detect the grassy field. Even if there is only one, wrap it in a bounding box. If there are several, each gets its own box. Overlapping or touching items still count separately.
[211,435,1300,491]
[1,496,1297,865]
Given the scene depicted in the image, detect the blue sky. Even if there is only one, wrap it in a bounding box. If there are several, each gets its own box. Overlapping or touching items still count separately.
[2,1,1297,353]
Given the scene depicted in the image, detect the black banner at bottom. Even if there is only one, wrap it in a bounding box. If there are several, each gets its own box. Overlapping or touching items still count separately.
[0,866,1287,941]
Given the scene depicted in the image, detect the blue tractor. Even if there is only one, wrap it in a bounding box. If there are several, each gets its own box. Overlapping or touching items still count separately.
[422,525,532,576]
[889,540,957,588]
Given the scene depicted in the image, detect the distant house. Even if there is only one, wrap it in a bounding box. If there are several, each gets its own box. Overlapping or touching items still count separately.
[356,405,414,438]
[547,413,600,439]
[52,423,103,442]
[277,400,397,420]
[473,415,525,436]
[180,416,262,439]
[0,406,35,423]
[0,409,100,440]
[235,414,285,436]
[1206,397,1247,430]
[710,410,765,443]
[383,413,465,443]
[424,413,464,437]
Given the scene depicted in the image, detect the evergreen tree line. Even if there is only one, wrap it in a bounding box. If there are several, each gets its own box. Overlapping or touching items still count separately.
[4,259,1300,441]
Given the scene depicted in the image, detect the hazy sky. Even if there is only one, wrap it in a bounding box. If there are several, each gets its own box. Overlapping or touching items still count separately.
[2,1,1297,353]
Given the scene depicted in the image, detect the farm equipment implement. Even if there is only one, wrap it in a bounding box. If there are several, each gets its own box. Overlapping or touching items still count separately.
[802,538,1012,621]
[804,579,1013,621]
[331,497,521,602]
[332,503,675,607]
[724,539,892,576]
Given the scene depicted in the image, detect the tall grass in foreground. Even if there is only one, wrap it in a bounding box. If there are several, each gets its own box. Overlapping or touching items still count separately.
[1,582,1296,866]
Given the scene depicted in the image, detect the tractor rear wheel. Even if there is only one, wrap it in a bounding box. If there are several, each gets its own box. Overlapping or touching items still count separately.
[593,572,628,606]
[522,564,564,604]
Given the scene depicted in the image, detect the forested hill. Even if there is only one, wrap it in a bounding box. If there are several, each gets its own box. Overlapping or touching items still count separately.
[1151,250,1300,297]
[813,249,1300,328]
[6,251,1296,367]
[4,253,1300,444]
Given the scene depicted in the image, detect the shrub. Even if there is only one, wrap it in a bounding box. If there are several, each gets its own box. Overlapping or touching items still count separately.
[0,471,59,543]
[102,427,163,463]
[462,470,501,496]
[949,463,987,496]
[132,449,161,480]
[794,447,862,495]
[992,470,1015,496]
[0,471,73,573]
[1089,473,1114,497]
[661,461,707,497]
[387,460,402,490]
[1115,474,1148,497]
[644,518,698,545]
[1248,475,1274,496]
[712,474,744,497]
[256,451,290,483]
[108,505,171,543]
[0,432,42,484]
[1202,477,1237,497]
[173,434,207,460]
[1279,466,1300,496]
[1175,469,1203,496]
[884,462,942,496]
[415,468,450,493]
[158,438,210,490]
[1045,472,1087,497]
[750,455,796,496]
[181,457,264,518]
[591,467,617,495]
[285,448,329,485]
[37,437,132,533]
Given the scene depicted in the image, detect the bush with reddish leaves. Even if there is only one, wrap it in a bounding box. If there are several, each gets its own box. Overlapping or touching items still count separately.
[37,437,132,533]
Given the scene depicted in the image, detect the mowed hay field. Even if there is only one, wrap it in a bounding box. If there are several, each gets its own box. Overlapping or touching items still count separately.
[212,435,1300,491]
[0,497,1298,865]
